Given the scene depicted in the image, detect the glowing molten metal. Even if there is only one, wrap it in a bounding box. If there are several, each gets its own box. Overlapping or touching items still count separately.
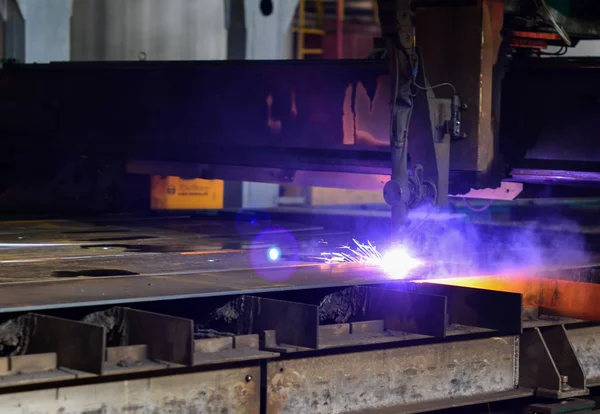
[321,239,423,279]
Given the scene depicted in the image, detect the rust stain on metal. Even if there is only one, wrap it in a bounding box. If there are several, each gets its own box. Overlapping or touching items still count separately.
[0,367,260,413]
[566,326,600,385]
[267,336,518,413]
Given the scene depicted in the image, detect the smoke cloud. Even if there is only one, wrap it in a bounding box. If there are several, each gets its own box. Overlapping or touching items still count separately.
[409,201,592,280]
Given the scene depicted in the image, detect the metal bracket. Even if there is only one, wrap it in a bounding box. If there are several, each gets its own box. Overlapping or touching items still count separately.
[520,326,588,399]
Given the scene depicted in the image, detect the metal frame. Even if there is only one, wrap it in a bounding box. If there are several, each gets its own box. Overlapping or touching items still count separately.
[1,276,600,412]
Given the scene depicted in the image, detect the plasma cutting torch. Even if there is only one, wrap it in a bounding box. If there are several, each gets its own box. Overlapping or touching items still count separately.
[377,0,465,243]
[377,0,416,240]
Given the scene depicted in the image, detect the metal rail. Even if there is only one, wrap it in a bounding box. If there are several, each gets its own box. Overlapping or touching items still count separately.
[0,278,598,412]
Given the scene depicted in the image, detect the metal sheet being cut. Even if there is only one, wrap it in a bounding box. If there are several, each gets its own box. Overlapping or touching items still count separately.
[0,216,398,312]
[0,214,597,317]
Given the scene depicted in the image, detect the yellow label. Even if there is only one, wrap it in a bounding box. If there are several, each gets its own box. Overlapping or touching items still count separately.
[151,176,224,210]
[310,187,384,206]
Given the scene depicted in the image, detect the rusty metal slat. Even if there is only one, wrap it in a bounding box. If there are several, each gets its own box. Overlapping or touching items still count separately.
[397,282,523,334]
[193,333,276,367]
[103,344,167,376]
[0,370,76,388]
[195,337,233,353]
[364,287,447,338]
[105,345,148,364]
[266,335,520,413]
[9,353,56,374]
[0,357,7,374]
[27,313,105,375]
[234,334,260,350]
[352,320,384,334]
[119,307,194,366]
[319,323,350,338]
[244,296,319,349]
[0,366,261,412]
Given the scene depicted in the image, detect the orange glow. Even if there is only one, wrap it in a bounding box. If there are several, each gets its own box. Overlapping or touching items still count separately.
[512,31,561,41]
[424,274,600,321]
[509,38,547,49]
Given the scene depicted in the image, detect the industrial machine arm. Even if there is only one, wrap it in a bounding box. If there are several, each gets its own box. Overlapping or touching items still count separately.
[378,0,416,237]
[377,0,467,240]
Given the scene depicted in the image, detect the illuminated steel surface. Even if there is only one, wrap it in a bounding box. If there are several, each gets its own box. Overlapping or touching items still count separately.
[426,274,600,321]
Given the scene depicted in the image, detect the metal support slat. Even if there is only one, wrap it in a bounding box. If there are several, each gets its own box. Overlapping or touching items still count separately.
[27,313,106,375]
[245,296,319,349]
[395,282,523,334]
[118,307,194,366]
[363,286,447,338]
